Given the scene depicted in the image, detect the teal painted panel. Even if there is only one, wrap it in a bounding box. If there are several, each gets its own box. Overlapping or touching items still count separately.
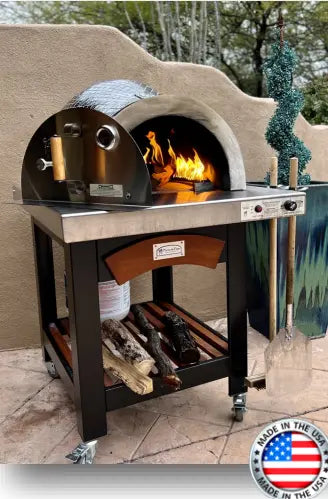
[246,183,328,338]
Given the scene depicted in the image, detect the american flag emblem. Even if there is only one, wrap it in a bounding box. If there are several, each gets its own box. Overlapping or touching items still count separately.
[262,431,321,490]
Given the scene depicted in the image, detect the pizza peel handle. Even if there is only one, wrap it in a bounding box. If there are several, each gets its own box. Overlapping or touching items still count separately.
[269,157,278,342]
[264,157,312,397]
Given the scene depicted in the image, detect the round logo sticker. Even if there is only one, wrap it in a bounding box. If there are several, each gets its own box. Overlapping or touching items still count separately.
[250,418,328,498]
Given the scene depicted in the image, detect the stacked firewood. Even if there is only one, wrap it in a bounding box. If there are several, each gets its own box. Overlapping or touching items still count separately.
[101,307,200,395]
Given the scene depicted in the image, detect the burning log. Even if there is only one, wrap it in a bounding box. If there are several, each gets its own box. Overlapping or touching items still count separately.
[143,129,217,189]
[102,346,153,395]
[164,311,200,364]
[131,305,182,390]
[101,319,155,375]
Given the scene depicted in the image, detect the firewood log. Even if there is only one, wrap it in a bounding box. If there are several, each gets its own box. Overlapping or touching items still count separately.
[101,319,155,375]
[102,346,153,395]
[164,311,200,364]
[131,305,182,390]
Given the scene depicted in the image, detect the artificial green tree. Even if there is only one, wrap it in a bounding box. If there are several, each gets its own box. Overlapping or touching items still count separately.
[263,18,311,185]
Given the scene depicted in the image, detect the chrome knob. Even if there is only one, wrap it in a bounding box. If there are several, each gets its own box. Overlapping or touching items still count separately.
[284,200,297,211]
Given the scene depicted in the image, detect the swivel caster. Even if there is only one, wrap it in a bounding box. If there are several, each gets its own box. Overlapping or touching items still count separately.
[45,361,59,379]
[232,393,247,422]
[233,407,244,422]
[66,440,98,464]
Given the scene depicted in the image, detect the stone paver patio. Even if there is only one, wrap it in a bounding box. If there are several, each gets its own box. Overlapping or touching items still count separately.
[0,323,327,465]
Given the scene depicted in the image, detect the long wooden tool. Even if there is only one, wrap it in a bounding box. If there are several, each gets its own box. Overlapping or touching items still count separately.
[264,157,312,397]
[286,157,298,330]
[269,157,278,341]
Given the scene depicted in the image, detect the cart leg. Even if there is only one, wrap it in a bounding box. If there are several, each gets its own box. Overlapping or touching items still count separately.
[32,221,57,365]
[226,223,248,420]
[65,241,107,441]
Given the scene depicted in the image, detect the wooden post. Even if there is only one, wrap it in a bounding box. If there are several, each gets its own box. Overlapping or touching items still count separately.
[286,157,298,329]
[289,157,298,190]
[269,157,278,341]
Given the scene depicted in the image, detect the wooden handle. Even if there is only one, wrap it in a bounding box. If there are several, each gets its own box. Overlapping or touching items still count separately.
[286,215,296,328]
[269,157,278,341]
[286,157,298,328]
[289,157,298,190]
[270,156,278,188]
[50,135,66,181]
[269,218,277,340]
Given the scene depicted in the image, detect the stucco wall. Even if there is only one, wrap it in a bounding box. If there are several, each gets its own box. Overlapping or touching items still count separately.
[0,24,327,349]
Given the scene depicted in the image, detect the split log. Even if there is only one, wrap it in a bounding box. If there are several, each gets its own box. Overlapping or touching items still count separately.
[102,346,153,395]
[164,311,200,364]
[131,305,182,390]
[101,319,155,375]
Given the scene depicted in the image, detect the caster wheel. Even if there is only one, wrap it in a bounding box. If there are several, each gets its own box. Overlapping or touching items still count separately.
[66,440,98,464]
[46,361,59,379]
[234,408,244,422]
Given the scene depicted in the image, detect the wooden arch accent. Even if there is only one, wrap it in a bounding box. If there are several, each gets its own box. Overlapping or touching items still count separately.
[104,234,225,285]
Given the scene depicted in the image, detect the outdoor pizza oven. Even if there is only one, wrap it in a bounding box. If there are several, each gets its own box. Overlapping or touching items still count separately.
[20,79,307,447]
[21,79,246,208]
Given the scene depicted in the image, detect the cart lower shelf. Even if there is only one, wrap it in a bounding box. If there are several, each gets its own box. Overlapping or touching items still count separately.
[45,301,230,411]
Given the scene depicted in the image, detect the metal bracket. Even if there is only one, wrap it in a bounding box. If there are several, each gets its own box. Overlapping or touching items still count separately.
[65,440,98,464]
[232,393,247,412]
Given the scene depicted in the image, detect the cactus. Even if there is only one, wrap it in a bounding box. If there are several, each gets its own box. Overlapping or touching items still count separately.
[263,31,311,185]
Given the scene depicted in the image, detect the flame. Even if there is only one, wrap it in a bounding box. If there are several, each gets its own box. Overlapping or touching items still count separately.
[143,130,216,187]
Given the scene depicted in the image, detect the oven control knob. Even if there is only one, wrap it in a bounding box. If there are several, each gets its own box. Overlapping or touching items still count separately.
[284,200,297,211]
[254,205,263,213]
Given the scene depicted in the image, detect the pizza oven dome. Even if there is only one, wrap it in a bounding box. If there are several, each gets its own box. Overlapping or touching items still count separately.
[68,80,246,192]
[21,80,246,208]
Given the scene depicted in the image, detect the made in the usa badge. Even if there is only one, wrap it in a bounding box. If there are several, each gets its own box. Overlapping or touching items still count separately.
[249,418,328,499]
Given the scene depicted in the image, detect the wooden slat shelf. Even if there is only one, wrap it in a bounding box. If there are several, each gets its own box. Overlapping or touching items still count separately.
[47,301,229,394]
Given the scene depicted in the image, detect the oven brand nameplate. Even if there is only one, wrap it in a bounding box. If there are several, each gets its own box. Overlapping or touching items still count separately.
[89,184,123,198]
[241,197,305,221]
[153,240,185,261]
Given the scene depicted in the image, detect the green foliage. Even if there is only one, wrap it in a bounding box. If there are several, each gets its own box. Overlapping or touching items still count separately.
[263,32,311,185]
[302,76,328,126]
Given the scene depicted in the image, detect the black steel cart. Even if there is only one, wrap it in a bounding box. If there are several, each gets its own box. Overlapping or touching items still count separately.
[26,186,306,443]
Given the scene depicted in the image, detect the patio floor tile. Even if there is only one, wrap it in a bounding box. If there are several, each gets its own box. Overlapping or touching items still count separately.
[0,364,51,418]
[133,414,229,460]
[133,436,227,464]
[44,407,159,464]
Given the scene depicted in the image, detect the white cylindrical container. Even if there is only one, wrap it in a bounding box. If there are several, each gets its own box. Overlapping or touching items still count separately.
[98,280,130,321]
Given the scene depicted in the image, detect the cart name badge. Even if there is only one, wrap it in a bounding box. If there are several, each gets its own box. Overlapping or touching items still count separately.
[249,418,328,499]
[89,184,123,197]
[153,240,185,261]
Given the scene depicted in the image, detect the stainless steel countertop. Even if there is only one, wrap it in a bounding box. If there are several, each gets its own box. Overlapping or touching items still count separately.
[24,186,306,243]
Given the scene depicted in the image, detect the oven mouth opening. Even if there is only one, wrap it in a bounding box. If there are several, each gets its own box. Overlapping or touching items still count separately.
[131,115,230,193]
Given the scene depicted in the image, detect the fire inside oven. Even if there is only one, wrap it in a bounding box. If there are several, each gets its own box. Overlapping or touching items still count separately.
[131,116,229,193]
